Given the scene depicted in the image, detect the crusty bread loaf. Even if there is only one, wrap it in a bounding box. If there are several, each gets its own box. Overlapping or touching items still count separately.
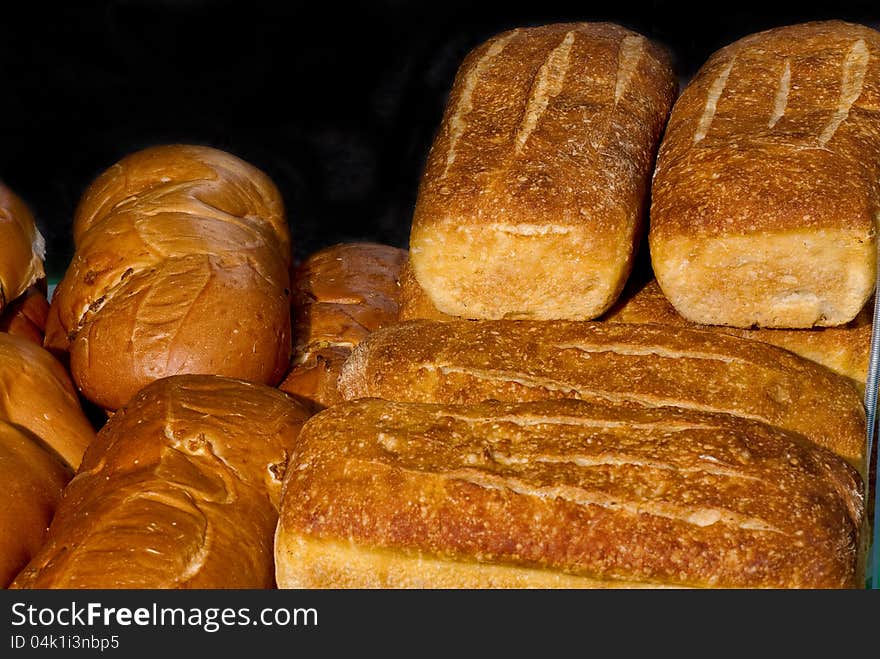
[0,285,50,346]
[0,421,72,588]
[44,145,292,411]
[0,333,95,470]
[338,320,866,470]
[11,375,310,589]
[279,243,406,410]
[0,182,45,315]
[276,398,863,588]
[605,278,871,389]
[650,21,880,328]
[400,264,873,389]
[408,23,676,320]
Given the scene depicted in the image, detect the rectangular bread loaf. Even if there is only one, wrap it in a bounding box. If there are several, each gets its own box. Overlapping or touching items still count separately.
[338,320,866,470]
[276,398,864,588]
[650,21,880,328]
[408,23,676,320]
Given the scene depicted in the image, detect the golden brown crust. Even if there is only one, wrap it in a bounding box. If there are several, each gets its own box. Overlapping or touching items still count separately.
[397,259,456,322]
[605,278,871,389]
[409,23,676,320]
[45,145,292,410]
[650,21,880,327]
[0,285,50,346]
[338,320,866,470]
[0,333,95,470]
[277,398,863,588]
[11,375,311,589]
[0,422,72,588]
[0,183,45,314]
[279,243,406,410]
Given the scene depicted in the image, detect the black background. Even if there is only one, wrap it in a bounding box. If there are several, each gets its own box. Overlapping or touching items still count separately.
[1,0,878,279]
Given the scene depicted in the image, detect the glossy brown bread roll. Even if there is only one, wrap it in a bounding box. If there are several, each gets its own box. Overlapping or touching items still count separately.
[11,375,311,589]
[0,333,95,470]
[276,398,863,588]
[339,320,866,471]
[45,145,292,411]
[279,243,406,410]
[0,182,45,314]
[0,285,50,346]
[0,422,71,588]
[650,21,880,328]
[408,23,676,320]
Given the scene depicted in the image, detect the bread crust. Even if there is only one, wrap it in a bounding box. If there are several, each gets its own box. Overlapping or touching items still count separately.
[650,21,880,328]
[409,23,676,320]
[339,320,866,470]
[11,375,310,589]
[279,243,406,410]
[0,183,45,314]
[45,145,292,410]
[276,398,863,589]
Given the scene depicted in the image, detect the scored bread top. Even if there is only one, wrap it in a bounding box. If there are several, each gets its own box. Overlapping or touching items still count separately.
[651,20,880,240]
[338,320,866,470]
[279,398,863,588]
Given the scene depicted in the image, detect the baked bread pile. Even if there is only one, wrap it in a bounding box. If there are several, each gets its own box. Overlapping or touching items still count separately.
[2,19,878,589]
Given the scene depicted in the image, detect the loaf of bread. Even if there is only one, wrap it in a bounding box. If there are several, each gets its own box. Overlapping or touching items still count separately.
[339,320,865,470]
[408,23,676,320]
[0,182,45,314]
[11,375,310,589]
[276,398,863,588]
[650,21,880,328]
[398,259,456,322]
[0,422,72,587]
[279,243,406,410]
[44,145,292,411]
[605,278,871,389]
[0,285,50,346]
[0,333,95,470]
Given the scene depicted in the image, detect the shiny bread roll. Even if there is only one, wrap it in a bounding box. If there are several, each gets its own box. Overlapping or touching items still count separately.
[0,285,50,346]
[0,333,95,470]
[0,182,45,314]
[409,23,676,320]
[11,375,311,589]
[0,422,72,588]
[45,145,292,411]
[276,398,863,589]
[650,21,880,328]
[279,243,406,410]
[338,320,866,471]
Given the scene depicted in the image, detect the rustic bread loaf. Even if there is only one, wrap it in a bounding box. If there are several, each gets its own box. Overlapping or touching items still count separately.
[276,398,863,588]
[0,285,50,346]
[650,20,880,328]
[338,320,866,470]
[408,23,676,320]
[11,375,310,589]
[44,145,292,411]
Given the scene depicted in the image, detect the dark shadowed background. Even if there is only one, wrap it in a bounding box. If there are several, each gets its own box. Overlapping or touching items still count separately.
[1,0,878,280]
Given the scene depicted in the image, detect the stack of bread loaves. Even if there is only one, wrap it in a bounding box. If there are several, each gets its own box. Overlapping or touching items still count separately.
[276,20,878,588]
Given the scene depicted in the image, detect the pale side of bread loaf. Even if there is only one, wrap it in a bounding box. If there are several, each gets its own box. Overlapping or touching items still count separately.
[276,398,863,589]
[279,243,406,410]
[409,23,676,320]
[11,375,310,589]
[0,183,45,314]
[45,145,292,411]
[338,320,866,471]
[650,21,880,328]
